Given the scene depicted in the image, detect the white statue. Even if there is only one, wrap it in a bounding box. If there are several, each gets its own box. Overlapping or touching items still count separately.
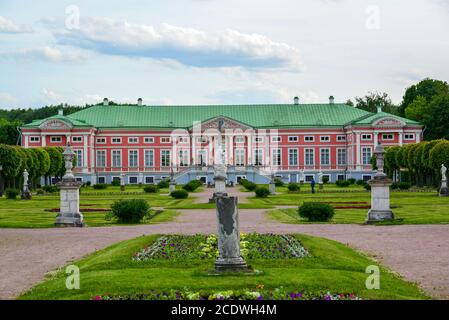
[214,139,226,179]
[299,170,305,182]
[23,169,29,188]
[318,171,323,184]
[442,164,447,182]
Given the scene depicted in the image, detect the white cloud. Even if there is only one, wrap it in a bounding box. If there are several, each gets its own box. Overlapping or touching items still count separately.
[45,17,303,70]
[0,46,87,63]
[0,16,32,34]
[0,92,18,107]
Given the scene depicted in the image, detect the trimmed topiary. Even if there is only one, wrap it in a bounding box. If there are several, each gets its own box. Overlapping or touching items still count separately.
[287,182,300,192]
[143,184,159,193]
[397,182,411,190]
[347,178,356,185]
[274,178,284,187]
[363,183,371,191]
[5,188,19,199]
[111,179,120,187]
[241,180,257,191]
[43,185,59,193]
[254,186,270,198]
[157,180,170,189]
[110,199,150,223]
[182,180,202,192]
[356,179,365,186]
[170,190,189,199]
[298,202,335,222]
[93,183,108,190]
[336,180,351,187]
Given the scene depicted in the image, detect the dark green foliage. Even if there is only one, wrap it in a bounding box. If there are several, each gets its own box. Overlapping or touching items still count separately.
[429,141,449,172]
[397,182,411,190]
[5,188,19,199]
[298,202,335,222]
[42,185,59,193]
[110,199,150,223]
[363,183,371,191]
[240,179,257,191]
[182,180,202,192]
[143,184,159,193]
[322,176,329,184]
[170,190,188,199]
[254,186,270,198]
[111,179,120,187]
[354,92,398,114]
[274,178,284,187]
[0,119,22,145]
[356,179,365,186]
[93,183,108,190]
[287,182,300,191]
[157,180,170,189]
[336,180,351,187]
[347,178,356,184]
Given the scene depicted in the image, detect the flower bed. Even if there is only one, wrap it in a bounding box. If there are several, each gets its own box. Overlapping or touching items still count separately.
[133,234,309,261]
[94,287,360,300]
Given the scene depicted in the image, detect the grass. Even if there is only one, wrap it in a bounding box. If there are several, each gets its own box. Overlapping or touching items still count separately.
[263,191,449,224]
[0,194,181,228]
[19,233,428,300]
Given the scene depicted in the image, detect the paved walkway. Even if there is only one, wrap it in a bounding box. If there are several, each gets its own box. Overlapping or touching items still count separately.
[0,187,448,299]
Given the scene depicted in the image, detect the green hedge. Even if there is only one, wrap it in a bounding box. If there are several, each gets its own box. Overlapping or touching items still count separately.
[298,202,335,222]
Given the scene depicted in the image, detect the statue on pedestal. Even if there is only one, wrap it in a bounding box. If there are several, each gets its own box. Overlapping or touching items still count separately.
[439,164,448,197]
[21,169,32,200]
[318,170,324,190]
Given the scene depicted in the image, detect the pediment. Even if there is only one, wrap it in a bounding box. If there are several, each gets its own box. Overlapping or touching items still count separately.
[39,119,73,130]
[197,116,253,131]
[372,117,405,128]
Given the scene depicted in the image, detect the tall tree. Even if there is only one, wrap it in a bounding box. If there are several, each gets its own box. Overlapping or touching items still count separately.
[354,92,398,114]
[421,93,449,140]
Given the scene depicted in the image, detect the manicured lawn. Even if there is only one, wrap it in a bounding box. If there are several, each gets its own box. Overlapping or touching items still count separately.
[262,191,449,224]
[19,233,428,300]
[0,194,182,228]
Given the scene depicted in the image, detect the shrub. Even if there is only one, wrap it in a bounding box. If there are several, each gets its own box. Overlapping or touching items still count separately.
[347,178,356,185]
[356,179,365,186]
[170,190,188,199]
[287,182,300,192]
[93,183,108,190]
[157,180,170,189]
[363,183,371,191]
[111,179,120,187]
[390,182,399,190]
[397,182,411,190]
[110,199,150,223]
[43,185,59,193]
[298,202,335,222]
[274,178,284,187]
[336,180,351,187]
[182,180,202,192]
[240,179,257,191]
[143,184,159,193]
[36,189,45,195]
[85,181,91,186]
[254,186,270,198]
[323,176,329,184]
[5,188,19,199]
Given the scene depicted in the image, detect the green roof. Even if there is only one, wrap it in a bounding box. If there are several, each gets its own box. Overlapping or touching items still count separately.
[350,111,420,126]
[22,114,93,128]
[21,104,420,129]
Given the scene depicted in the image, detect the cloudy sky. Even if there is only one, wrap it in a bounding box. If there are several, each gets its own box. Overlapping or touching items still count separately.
[0,0,448,108]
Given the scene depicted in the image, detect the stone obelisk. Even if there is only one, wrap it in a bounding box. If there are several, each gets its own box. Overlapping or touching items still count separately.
[55,144,84,227]
[366,143,394,223]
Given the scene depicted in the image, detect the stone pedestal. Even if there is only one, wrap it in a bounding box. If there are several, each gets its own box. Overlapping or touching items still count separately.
[318,183,323,190]
[55,181,84,227]
[21,188,32,200]
[269,182,276,194]
[169,182,176,193]
[439,184,448,197]
[366,177,394,223]
[214,196,248,272]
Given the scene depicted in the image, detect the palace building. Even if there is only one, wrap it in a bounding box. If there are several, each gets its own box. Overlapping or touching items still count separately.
[20,97,423,185]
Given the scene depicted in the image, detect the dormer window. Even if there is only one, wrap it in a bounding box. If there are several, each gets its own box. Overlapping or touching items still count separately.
[50,136,62,143]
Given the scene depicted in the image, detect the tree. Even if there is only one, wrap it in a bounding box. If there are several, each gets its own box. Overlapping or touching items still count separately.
[354,92,398,114]
[0,144,23,188]
[0,119,22,145]
[421,93,449,140]
[34,148,51,183]
[429,140,449,177]
[404,96,427,122]
[44,147,63,183]
[399,78,449,117]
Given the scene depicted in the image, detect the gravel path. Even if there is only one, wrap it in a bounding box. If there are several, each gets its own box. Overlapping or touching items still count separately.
[0,188,448,300]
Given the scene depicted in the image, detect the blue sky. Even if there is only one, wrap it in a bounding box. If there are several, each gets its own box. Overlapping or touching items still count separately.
[0,0,448,108]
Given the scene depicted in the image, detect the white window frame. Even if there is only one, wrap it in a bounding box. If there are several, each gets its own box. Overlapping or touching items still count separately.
[128,150,139,168]
[361,134,372,141]
[72,136,82,143]
[98,176,106,184]
[144,137,154,144]
[404,133,415,140]
[96,150,106,168]
[272,148,281,166]
[128,137,139,144]
[337,148,347,166]
[160,137,171,144]
[362,147,372,165]
[271,136,281,143]
[160,150,171,167]
[304,148,314,166]
[145,176,155,184]
[253,149,264,166]
[50,136,62,143]
[74,149,83,168]
[337,135,346,142]
[128,176,138,184]
[320,148,330,166]
[253,136,264,143]
[111,137,122,144]
[304,136,314,142]
[235,136,245,144]
[29,136,40,142]
[144,149,154,168]
[288,136,298,142]
[288,148,298,166]
[178,137,189,144]
[179,149,189,167]
[96,137,106,144]
[196,149,207,166]
[382,133,394,140]
[111,150,122,168]
[235,149,245,166]
[196,136,208,143]
[320,136,330,142]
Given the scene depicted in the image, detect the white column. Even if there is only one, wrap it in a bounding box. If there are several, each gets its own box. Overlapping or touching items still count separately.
[228,135,234,165]
[373,131,378,146]
[398,131,403,146]
[90,134,95,173]
[416,132,421,143]
[247,133,253,165]
[42,134,46,147]
[24,135,29,148]
[356,132,361,171]
[83,135,88,171]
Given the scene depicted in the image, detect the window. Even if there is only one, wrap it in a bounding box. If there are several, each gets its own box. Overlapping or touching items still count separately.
[128,150,138,167]
[197,150,207,166]
[404,133,415,140]
[337,174,345,181]
[128,137,138,144]
[98,177,106,184]
[96,137,106,144]
[145,176,154,184]
[361,134,372,141]
[161,150,171,167]
[196,136,208,143]
[29,136,40,142]
[112,176,120,183]
[112,150,122,167]
[235,136,245,143]
[144,137,154,143]
[144,150,154,167]
[161,137,171,143]
[253,136,264,143]
[382,134,394,140]
[112,137,122,144]
[320,148,330,166]
[337,149,347,166]
[128,176,138,184]
[288,149,298,166]
[320,136,330,142]
[72,136,82,143]
[96,150,106,167]
[337,135,346,142]
[271,136,281,143]
[305,148,314,166]
[272,149,281,166]
[74,150,83,168]
[235,149,245,166]
[288,136,298,142]
[304,136,314,142]
[50,136,62,143]
[253,149,263,166]
[179,149,189,166]
[362,147,372,165]
[305,175,314,182]
[178,137,189,143]
[362,175,372,181]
